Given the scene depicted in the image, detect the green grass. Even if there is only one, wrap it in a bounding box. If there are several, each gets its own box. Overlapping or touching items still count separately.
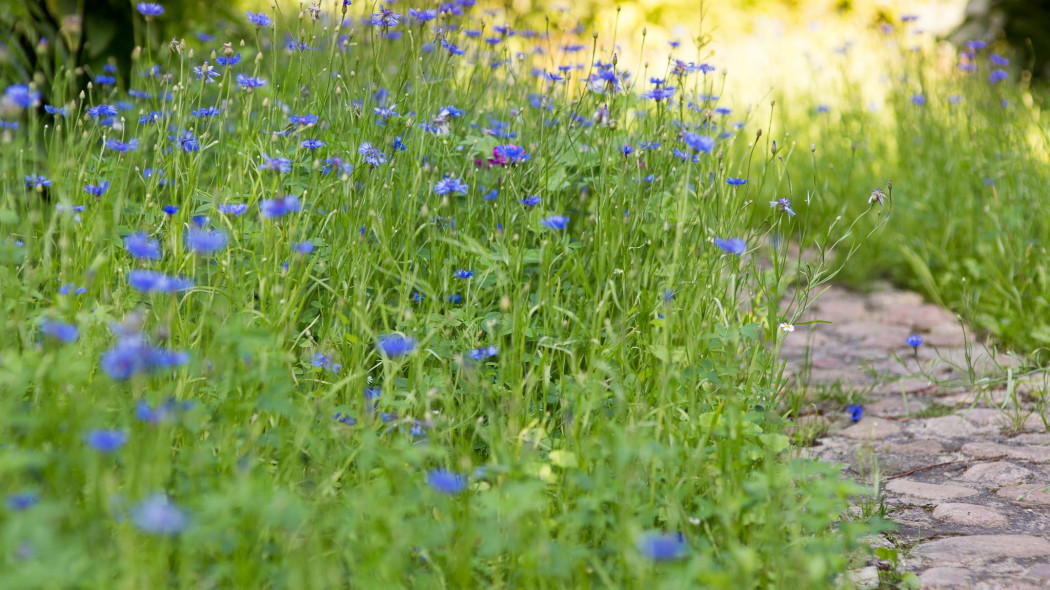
[1,4,1004,589]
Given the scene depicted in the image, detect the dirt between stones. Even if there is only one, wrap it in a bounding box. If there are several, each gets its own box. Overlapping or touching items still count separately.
[782,284,1050,589]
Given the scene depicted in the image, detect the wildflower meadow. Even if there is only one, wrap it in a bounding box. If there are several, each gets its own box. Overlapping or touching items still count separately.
[1,0,1047,587]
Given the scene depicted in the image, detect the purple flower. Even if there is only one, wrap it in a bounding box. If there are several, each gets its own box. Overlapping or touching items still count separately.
[713,237,746,255]
[41,320,78,343]
[235,74,267,89]
[683,132,715,153]
[127,270,194,293]
[100,334,189,379]
[541,215,569,230]
[246,11,273,27]
[911,94,926,106]
[124,232,162,260]
[260,195,301,219]
[5,84,40,108]
[86,429,127,453]
[135,398,189,423]
[311,351,342,373]
[468,346,498,361]
[846,404,864,422]
[24,175,51,188]
[636,533,687,561]
[377,333,415,358]
[359,142,388,166]
[84,181,111,196]
[184,228,228,254]
[105,138,139,153]
[219,203,249,216]
[6,492,39,511]
[86,104,118,118]
[434,176,469,195]
[426,469,467,494]
[300,139,325,150]
[770,198,796,216]
[130,494,187,535]
[136,3,164,17]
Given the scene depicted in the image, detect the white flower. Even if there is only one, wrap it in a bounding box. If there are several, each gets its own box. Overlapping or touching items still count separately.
[779,322,795,333]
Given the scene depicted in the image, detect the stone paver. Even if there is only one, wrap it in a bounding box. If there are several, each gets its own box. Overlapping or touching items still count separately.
[783,284,1050,587]
[932,503,1008,527]
[915,535,1050,564]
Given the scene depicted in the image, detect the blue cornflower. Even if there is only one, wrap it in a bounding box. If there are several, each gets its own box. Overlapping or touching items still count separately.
[218,203,248,216]
[170,131,199,152]
[683,132,715,153]
[726,177,747,186]
[59,283,87,296]
[846,404,864,422]
[44,104,68,117]
[370,6,402,27]
[300,139,325,150]
[636,533,687,561]
[454,269,473,279]
[105,138,139,153]
[989,69,1007,84]
[426,469,467,494]
[127,270,194,293]
[770,198,796,216]
[990,53,1009,67]
[184,228,228,254]
[377,333,415,358]
[84,181,111,196]
[494,144,530,164]
[713,237,746,255]
[906,334,923,349]
[136,3,164,17]
[162,205,179,215]
[95,75,116,85]
[235,74,267,89]
[6,492,39,511]
[192,106,221,118]
[259,155,292,173]
[311,351,342,373]
[334,412,356,426]
[322,157,354,176]
[911,94,926,106]
[521,195,541,207]
[124,232,162,260]
[5,84,40,108]
[541,215,569,230]
[24,175,51,188]
[246,11,273,27]
[288,114,319,127]
[130,494,187,535]
[216,53,241,67]
[408,8,437,22]
[260,195,302,219]
[468,346,498,361]
[359,142,388,167]
[135,398,189,423]
[193,63,218,82]
[434,176,469,195]
[294,241,315,254]
[87,104,118,118]
[641,87,676,101]
[41,320,78,343]
[86,429,127,453]
[100,334,189,379]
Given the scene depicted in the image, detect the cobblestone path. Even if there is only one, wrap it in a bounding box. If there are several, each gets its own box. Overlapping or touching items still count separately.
[782,285,1050,589]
